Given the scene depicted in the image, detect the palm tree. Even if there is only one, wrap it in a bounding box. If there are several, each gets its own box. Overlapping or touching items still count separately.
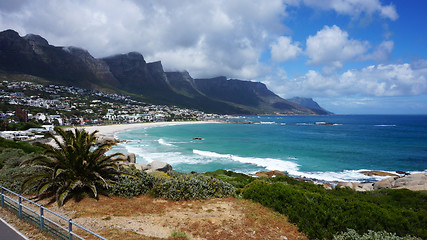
[21,127,125,206]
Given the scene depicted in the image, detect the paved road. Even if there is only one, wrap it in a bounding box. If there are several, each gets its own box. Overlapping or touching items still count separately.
[0,217,28,240]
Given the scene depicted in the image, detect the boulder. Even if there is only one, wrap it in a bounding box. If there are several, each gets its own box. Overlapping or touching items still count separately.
[116,153,136,163]
[336,182,355,189]
[354,183,374,192]
[96,135,119,145]
[393,173,427,189]
[130,163,149,171]
[336,182,374,191]
[361,171,398,177]
[147,161,173,173]
[373,176,398,189]
[373,173,427,191]
[273,170,286,177]
[255,171,271,177]
[126,153,136,163]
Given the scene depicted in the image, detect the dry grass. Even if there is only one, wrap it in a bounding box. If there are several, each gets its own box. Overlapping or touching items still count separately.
[0,193,307,239]
[58,195,307,240]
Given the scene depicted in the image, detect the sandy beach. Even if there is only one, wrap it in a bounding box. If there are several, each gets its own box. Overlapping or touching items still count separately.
[74,120,219,139]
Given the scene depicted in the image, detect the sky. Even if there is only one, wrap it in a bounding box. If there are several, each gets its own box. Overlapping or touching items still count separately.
[0,0,426,114]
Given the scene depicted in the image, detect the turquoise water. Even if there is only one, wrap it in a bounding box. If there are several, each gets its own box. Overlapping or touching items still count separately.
[112,115,427,182]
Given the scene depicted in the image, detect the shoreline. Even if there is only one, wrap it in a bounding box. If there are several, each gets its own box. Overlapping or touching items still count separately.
[74,120,220,139]
[71,120,426,191]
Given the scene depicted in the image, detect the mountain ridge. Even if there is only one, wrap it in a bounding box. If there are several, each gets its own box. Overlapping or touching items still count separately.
[0,29,330,115]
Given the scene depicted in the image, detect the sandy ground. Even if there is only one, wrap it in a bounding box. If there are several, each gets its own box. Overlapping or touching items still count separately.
[2,194,307,240]
[74,121,219,139]
[47,196,307,240]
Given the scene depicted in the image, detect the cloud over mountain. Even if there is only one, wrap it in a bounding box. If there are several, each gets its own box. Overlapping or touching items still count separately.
[266,63,427,98]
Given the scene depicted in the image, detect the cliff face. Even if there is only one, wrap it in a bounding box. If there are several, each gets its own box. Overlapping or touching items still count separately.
[0,29,330,115]
[165,71,202,97]
[64,46,120,87]
[0,29,116,88]
[287,97,332,115]
[194,77,316,114]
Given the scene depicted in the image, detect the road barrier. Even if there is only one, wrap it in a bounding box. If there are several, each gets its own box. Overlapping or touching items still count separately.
[0,185,107,240]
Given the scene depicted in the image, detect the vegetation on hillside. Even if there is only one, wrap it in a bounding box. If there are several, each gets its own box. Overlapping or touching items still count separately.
[0,136,42,154]
[0,137,426,239]
[241,178,427,240]
[110,167,235,201]
[0,148,40,193]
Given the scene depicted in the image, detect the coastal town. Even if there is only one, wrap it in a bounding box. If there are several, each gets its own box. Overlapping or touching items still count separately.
[0,80,226,141]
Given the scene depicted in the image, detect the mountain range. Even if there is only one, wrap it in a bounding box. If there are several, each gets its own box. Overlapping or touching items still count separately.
[0,29,330,115]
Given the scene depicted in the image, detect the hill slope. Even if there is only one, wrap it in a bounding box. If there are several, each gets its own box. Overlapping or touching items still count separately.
[0,29,329,115]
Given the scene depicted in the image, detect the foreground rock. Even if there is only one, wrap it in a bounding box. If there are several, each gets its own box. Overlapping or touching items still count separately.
[118,154,172,173]
[336,182,374,192]
[95,134,120,145]
[337,173,427,191]
[374,173,427,191]
[147,161,173,173]
[117,153,136,163]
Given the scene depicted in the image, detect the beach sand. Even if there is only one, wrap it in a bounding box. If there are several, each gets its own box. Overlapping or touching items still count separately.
[74,121,219,139]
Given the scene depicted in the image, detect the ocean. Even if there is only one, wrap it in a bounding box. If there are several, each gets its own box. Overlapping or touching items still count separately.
[111,115,427,182]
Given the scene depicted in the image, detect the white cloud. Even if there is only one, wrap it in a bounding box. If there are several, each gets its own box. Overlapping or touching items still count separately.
[302,0,398,20]
[270,36,302,62]
[0,0,287,79]
[265,62,427,98]
[305,25,370,69]
[364,40,394,62]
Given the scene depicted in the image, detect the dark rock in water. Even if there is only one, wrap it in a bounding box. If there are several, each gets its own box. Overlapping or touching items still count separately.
[361,171,398,177]
[298,122,336,125]
[396,171,409,175]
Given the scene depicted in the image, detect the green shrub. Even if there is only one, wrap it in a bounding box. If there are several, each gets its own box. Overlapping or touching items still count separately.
[109,170,235,201]
[203,169,255,189]
[0,148,39,193]
[334,229,421,240]
[152,174,235,201]
[242,180,427,240]
[0,137,43,153]
[109,171,156,198]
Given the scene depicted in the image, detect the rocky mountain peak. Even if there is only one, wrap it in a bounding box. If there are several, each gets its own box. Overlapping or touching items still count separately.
[24,34,49,47]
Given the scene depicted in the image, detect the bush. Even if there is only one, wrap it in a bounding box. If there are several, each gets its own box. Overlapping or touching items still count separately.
[109,170,236,201]
[0,148,39,193]
[334,229,421,240]
[109,171,156,198]
[203,169,255,189]
[152,174,235,201]
[242,180,427,239]
[0,137,43,154]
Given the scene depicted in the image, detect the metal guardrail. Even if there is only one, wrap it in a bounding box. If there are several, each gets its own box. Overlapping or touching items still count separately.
[0,185,107,240]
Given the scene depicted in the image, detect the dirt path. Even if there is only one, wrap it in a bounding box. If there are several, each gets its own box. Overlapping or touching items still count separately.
[54,195,307,240]
[1,194,307,240]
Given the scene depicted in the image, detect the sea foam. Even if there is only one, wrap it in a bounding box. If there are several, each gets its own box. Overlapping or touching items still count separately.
[193,149,300,172]
[158,138,175,146]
